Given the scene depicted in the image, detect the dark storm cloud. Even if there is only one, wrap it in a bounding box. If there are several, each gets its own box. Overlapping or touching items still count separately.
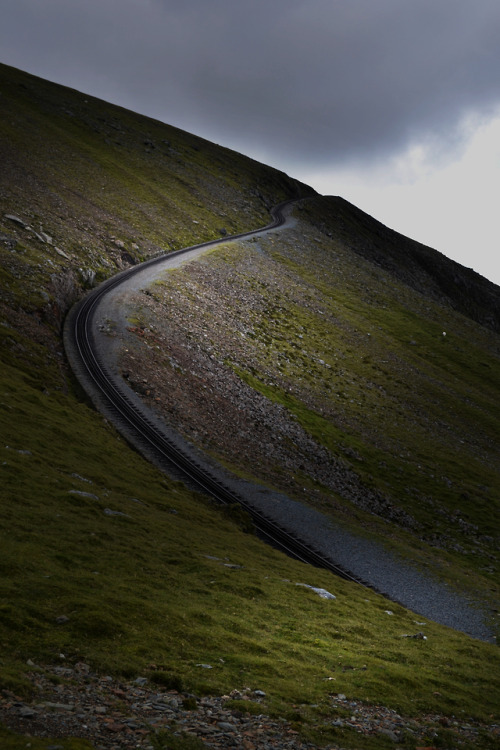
[2,0,500,168]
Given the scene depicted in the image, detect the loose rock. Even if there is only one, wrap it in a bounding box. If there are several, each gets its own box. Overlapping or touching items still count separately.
[0,664,497,749]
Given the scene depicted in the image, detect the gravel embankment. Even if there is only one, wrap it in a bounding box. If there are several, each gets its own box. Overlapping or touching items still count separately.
[87,209,495,644]
[228,477,495,641]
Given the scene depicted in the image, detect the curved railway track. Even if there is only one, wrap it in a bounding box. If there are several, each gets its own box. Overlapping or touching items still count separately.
[64,200,371,589]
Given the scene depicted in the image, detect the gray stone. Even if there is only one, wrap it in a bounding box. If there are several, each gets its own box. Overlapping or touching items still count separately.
[4,214,27,228]
[71,474,92,484]
[69,490,99,500]
[39,230,53,244]
[296,583,336,600]
[218,722,236,732]
[52,667,74,675]
[79,268,96,287]
[19,706,37,717]
[379,727,399,741]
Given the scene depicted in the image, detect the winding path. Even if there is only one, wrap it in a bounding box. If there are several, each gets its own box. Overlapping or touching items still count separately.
[64,200,366,583]
[64,200,494,642]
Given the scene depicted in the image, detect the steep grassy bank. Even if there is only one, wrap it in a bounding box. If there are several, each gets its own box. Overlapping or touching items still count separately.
[1,64,499,748]
[1,355,500,748]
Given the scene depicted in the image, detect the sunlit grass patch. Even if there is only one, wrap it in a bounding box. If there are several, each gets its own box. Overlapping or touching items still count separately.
[1,353,499,726]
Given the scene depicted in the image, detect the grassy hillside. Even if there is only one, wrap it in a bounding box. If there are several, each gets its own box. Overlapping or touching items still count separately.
[120,198,500,609]
[1,63,499,749]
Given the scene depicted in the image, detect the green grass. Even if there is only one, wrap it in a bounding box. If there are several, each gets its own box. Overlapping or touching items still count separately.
[171,235,496,519]
[1,351,500,743]
[120,214,500,633]
[0,62,305,269]
[0,727,93,750]
[0,62,499,748]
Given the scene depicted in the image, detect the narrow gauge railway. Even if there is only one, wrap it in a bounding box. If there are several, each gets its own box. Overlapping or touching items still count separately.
[64,201,371,589]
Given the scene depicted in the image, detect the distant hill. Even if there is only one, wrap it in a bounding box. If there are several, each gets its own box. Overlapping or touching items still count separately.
[306,196,500,333]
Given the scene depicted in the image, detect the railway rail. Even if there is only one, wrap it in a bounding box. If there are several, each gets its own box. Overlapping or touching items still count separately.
[64,199,371,589]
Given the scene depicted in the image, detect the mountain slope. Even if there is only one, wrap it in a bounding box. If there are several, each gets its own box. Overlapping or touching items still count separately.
[1,63,499,749]
[0,61,313,336]
[306,196,500,333]
[118,195,500,603]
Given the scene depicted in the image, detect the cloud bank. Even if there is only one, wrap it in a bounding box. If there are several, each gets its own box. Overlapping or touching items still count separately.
[2,0,500,172]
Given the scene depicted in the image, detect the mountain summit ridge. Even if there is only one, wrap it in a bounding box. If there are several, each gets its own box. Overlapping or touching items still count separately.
[307,195,500,332]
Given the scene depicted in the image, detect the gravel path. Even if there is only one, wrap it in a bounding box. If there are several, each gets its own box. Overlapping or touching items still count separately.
[89,206,495,644]
[226,478,495,641]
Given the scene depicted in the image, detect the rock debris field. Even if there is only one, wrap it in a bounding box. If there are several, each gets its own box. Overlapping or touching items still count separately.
[1,662,498,749]
[87,212,496,642]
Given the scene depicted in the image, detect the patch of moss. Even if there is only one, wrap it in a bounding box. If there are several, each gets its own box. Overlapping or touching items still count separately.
[0,726,93,749]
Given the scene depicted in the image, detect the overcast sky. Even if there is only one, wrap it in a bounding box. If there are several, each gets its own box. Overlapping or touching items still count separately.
[2,0,500,285]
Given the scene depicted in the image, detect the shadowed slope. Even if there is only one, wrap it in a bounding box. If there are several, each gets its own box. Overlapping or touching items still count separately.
[306,196,500,332]
[0,63,499,749]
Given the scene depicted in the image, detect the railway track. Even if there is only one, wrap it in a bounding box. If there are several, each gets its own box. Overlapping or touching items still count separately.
[64,200,371,589]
